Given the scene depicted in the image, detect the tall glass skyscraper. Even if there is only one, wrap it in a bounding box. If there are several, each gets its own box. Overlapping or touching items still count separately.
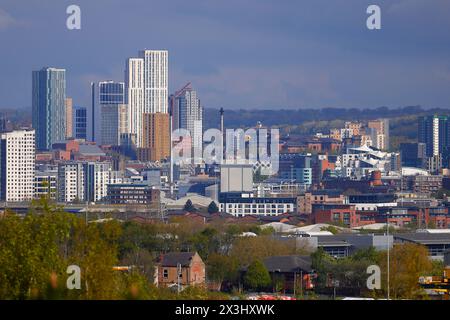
[91,81,125,143]
[98,81,126,146]
[32,67,66,150]
[99,81,125,104]
[74,106,87,140]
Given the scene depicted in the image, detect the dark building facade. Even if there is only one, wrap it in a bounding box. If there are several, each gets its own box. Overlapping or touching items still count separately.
[107,184,159,204]
[418,115,450,165]
[400,142,426,168]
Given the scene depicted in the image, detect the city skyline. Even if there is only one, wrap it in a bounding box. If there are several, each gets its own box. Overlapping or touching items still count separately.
[1,0,450,111]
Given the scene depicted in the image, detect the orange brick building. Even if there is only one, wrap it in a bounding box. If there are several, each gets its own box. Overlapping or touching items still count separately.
[140,113,170,162]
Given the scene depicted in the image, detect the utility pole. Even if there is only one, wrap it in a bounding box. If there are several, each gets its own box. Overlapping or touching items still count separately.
[177,263,181,294]
[300,270,303,297]
[387,212,390,300]
[293,272,296,296]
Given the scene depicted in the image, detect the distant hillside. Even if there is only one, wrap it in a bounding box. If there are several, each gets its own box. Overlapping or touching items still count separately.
[204,106,450,151]
[204,106,449,129]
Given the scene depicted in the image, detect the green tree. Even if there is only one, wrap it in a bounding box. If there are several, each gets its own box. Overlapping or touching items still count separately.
[183,199,196,212]
[207,201,220,214]
[244,260,271,291]
[206,253,239,288]
[377,243,432,299]
[230,236,297,267]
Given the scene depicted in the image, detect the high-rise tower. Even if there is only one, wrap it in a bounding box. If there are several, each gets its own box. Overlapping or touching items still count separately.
[32,67,66,150]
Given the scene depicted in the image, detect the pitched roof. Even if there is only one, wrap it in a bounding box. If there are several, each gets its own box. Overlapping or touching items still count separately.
[394,233,450,245]
[263,255,313,273]
[159,252,198,267]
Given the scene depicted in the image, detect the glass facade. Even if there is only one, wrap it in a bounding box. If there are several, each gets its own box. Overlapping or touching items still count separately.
[74,106,87,139]
[32,68,66,150]
[99,81,125,105]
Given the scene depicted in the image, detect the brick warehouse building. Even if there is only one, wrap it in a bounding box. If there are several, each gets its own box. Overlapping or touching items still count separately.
[312,204,358,228]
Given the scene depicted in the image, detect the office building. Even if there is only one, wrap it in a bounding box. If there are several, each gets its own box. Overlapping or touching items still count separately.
[65,97,73,139]
[219,192,296,217]
[99,81,125,105]
[32,67,66,150]
[107,184,159,205]
[74,106,87,140]
[101,104,128,146]
[400,143,427,168]
[91,81,125,143]
[0,129,35,202]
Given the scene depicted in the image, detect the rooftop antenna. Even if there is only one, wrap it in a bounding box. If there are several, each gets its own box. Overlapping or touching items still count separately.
[220,108,224,162]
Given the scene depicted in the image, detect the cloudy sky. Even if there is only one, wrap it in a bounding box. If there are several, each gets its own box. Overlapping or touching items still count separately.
[0,0,450,110]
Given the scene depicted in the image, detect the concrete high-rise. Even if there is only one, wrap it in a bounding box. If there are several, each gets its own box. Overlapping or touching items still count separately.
[139,50,168,114]
[125,50,168,148]
[170,83,203,158]
[125,58,144,147]
[57,161,111,203]
[0,129,35,202]
[140,113,170,162]
[32,67,66,150]
[65,97,73,138]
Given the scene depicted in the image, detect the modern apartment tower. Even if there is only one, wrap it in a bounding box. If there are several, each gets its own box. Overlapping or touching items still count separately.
[65,97,73,139]
[125,58,144,147]
[57,161,111,203]
[140,113,170,161]
[32,67,66,150]
[139,50,168,114]
[170,83,203,159]
[0,129,36,202]
[125,50,168,148]
[418,116,449,157]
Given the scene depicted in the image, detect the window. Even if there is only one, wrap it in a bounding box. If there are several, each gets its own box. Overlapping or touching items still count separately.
[163,269,168,279]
